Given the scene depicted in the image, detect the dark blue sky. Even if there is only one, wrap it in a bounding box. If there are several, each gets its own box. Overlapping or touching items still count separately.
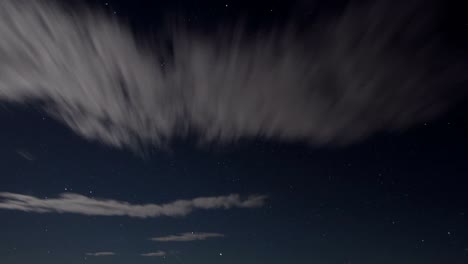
[1,0,468,264]
[1,102,468,264]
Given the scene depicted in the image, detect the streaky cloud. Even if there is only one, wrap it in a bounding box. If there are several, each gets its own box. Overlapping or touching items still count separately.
[16,150,35,161]
[0,0,465,151]
[85,252,115,256]
[0,192,267,218]
[141,251,167,257]
[151,232,224,242]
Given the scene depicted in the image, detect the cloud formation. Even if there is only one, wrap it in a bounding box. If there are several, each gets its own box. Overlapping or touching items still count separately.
[0,192,267,218]
[141,251,167,257]
[85,252,115,256]
[151,232,224,242]
[16,150,35,161]
[0,0,464,150]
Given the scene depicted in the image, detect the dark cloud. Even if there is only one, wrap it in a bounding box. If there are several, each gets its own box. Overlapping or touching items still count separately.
[0,0,464,150]
[141,251,167,257]
[151,232,224,242]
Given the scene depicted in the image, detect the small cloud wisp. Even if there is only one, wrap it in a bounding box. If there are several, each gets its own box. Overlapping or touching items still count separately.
[85,252,115,257]
[151,232,225,242]
[141,251,167,257]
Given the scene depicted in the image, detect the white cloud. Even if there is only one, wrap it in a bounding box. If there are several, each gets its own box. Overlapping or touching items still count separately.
[0,192,267,218]
[141,251,166,257]
[85,252,115,256]
[151,232,224,242]
[0,0,462,151]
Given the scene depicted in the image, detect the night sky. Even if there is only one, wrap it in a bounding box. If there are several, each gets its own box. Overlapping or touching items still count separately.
[1,0,468,264]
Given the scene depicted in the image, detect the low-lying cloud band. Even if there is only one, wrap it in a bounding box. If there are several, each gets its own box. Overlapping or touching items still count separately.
[0,192,267,218]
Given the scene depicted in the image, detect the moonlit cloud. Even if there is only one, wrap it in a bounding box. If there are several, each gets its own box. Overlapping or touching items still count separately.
[141,251,167,257]
[0,0,464,151]
[0,193,267,218]
[151,232,224,242]
[85,252,115,256]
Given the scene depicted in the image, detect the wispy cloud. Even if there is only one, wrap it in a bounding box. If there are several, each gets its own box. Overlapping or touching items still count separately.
[85,252,115,256]
[0,192,267,218]
[16,150,35,161]
[0,1,462,151]
[141,251,166,257]
[151,232,224,242]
